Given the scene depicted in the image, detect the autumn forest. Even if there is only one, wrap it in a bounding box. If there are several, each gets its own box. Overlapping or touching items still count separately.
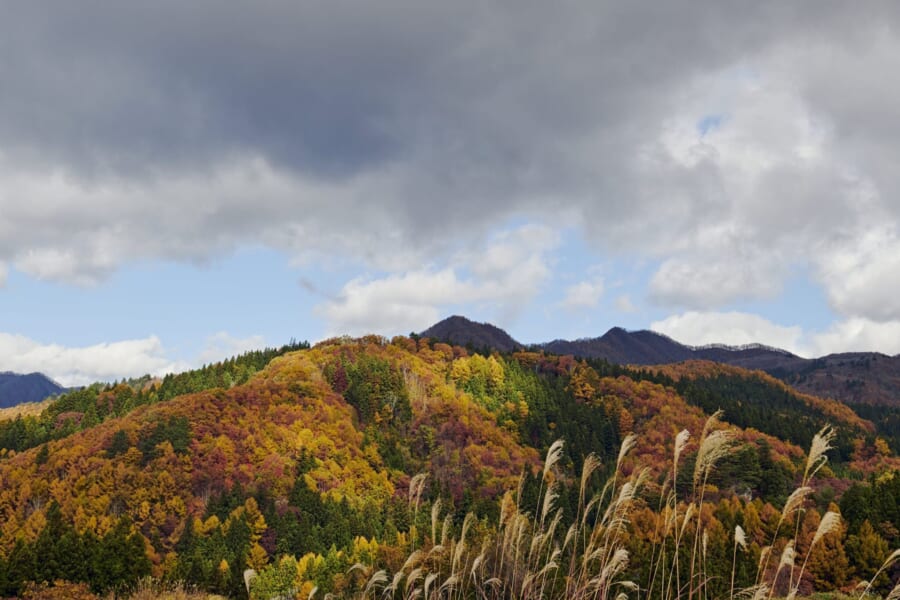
[0,335,898,599]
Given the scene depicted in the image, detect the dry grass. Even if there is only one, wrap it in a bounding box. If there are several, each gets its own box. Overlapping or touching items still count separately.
[247,420,899,600]
[0,398,53,421]
[110,578,225,600]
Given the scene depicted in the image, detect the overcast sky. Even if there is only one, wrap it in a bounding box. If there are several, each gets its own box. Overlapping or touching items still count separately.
[3,2,900,385]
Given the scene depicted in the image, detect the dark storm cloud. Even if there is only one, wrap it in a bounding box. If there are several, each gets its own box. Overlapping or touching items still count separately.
[3,1,900,321]
[0,2,847,178]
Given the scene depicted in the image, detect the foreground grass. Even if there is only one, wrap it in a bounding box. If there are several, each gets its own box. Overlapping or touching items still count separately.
[249,416,899,600]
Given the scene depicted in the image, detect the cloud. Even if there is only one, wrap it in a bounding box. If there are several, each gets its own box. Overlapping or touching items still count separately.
[814,226,900,322]
[652,310,900,358]
[615,294,637,313]
[649,255,784,308]
[197,332,267,365]
[317,225,558,336]
[809,318,900,356]
[650,311,805,354]
[0,334,188,387]
[560,279,604,310]
[1,1,900,329]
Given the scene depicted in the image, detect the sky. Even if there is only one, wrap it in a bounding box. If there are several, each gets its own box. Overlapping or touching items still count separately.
[3,2,900,386]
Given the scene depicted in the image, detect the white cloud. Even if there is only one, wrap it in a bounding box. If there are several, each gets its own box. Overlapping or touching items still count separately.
[0,334,188,387]
[814,226,900,322]
[652,310,900,358]
[0,330,273,387]
[809,318,900,356]
[317,225,558,336]
[316,269,463,337]
[650,311,805,355]
[197,332,267,365]
[649,254,784,308]
[615,294,637,313]
[560,279,604,310]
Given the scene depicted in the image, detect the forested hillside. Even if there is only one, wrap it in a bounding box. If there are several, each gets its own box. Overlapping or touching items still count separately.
[424,316,900,410]
[0,337,897,598]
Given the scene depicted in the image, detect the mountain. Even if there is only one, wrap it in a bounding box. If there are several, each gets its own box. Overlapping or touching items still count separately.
[768,352,900,405]
[0,336,897,598]
[420,315,522,352]
[544,327,695,364]
[422,317,900,406]
[0,372,66,408]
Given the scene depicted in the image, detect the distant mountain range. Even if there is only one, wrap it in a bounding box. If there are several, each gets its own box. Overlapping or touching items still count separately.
[0,372,67,409]
[421,316,900,406]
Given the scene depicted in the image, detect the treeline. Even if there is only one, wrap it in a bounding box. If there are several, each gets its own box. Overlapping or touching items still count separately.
[848,401,900,453]
[0,341,308,455]
[0,503,150,596]
[671,373,858,461]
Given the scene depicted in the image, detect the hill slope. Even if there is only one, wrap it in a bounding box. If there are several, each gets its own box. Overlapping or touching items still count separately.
[0,336,897,598]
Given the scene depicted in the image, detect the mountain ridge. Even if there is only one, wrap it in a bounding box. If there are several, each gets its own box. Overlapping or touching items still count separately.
[0,371,67,409]
[420,315,900,406]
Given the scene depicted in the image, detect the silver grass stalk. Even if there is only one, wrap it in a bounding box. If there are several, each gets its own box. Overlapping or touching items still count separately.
[563,523,578,552]
[542,480,559,522]
[580,453,602,509]
[803,425,835,484]
[500,491,516,528]
[441,514,452,547]
[674,429,691,469]
[405,568,423,597]
[811,511,841,548]
[693,429,735,486]
[701,409,724,440]
[423,573,437,599]
[409,473,428,512]
[702,530,708,562]
[732,525,748,600]
[617,433,638,472]
[363,569,387,598]
[543,439,565,481]
[438,575,459,594]
[780,487,812,524]
[735,525,748,551]
[401,550,424,572]
[679,503,696,539]
[601,549,630,582]
[385,570,403,596]
[756,546,771,584]
[730,584,764,600]
[470,553,484,581]
[430,499,442,543]
[778,541,795,570]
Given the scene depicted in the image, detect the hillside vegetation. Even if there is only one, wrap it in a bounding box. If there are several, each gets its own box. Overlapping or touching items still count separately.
[0,336,897,598]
